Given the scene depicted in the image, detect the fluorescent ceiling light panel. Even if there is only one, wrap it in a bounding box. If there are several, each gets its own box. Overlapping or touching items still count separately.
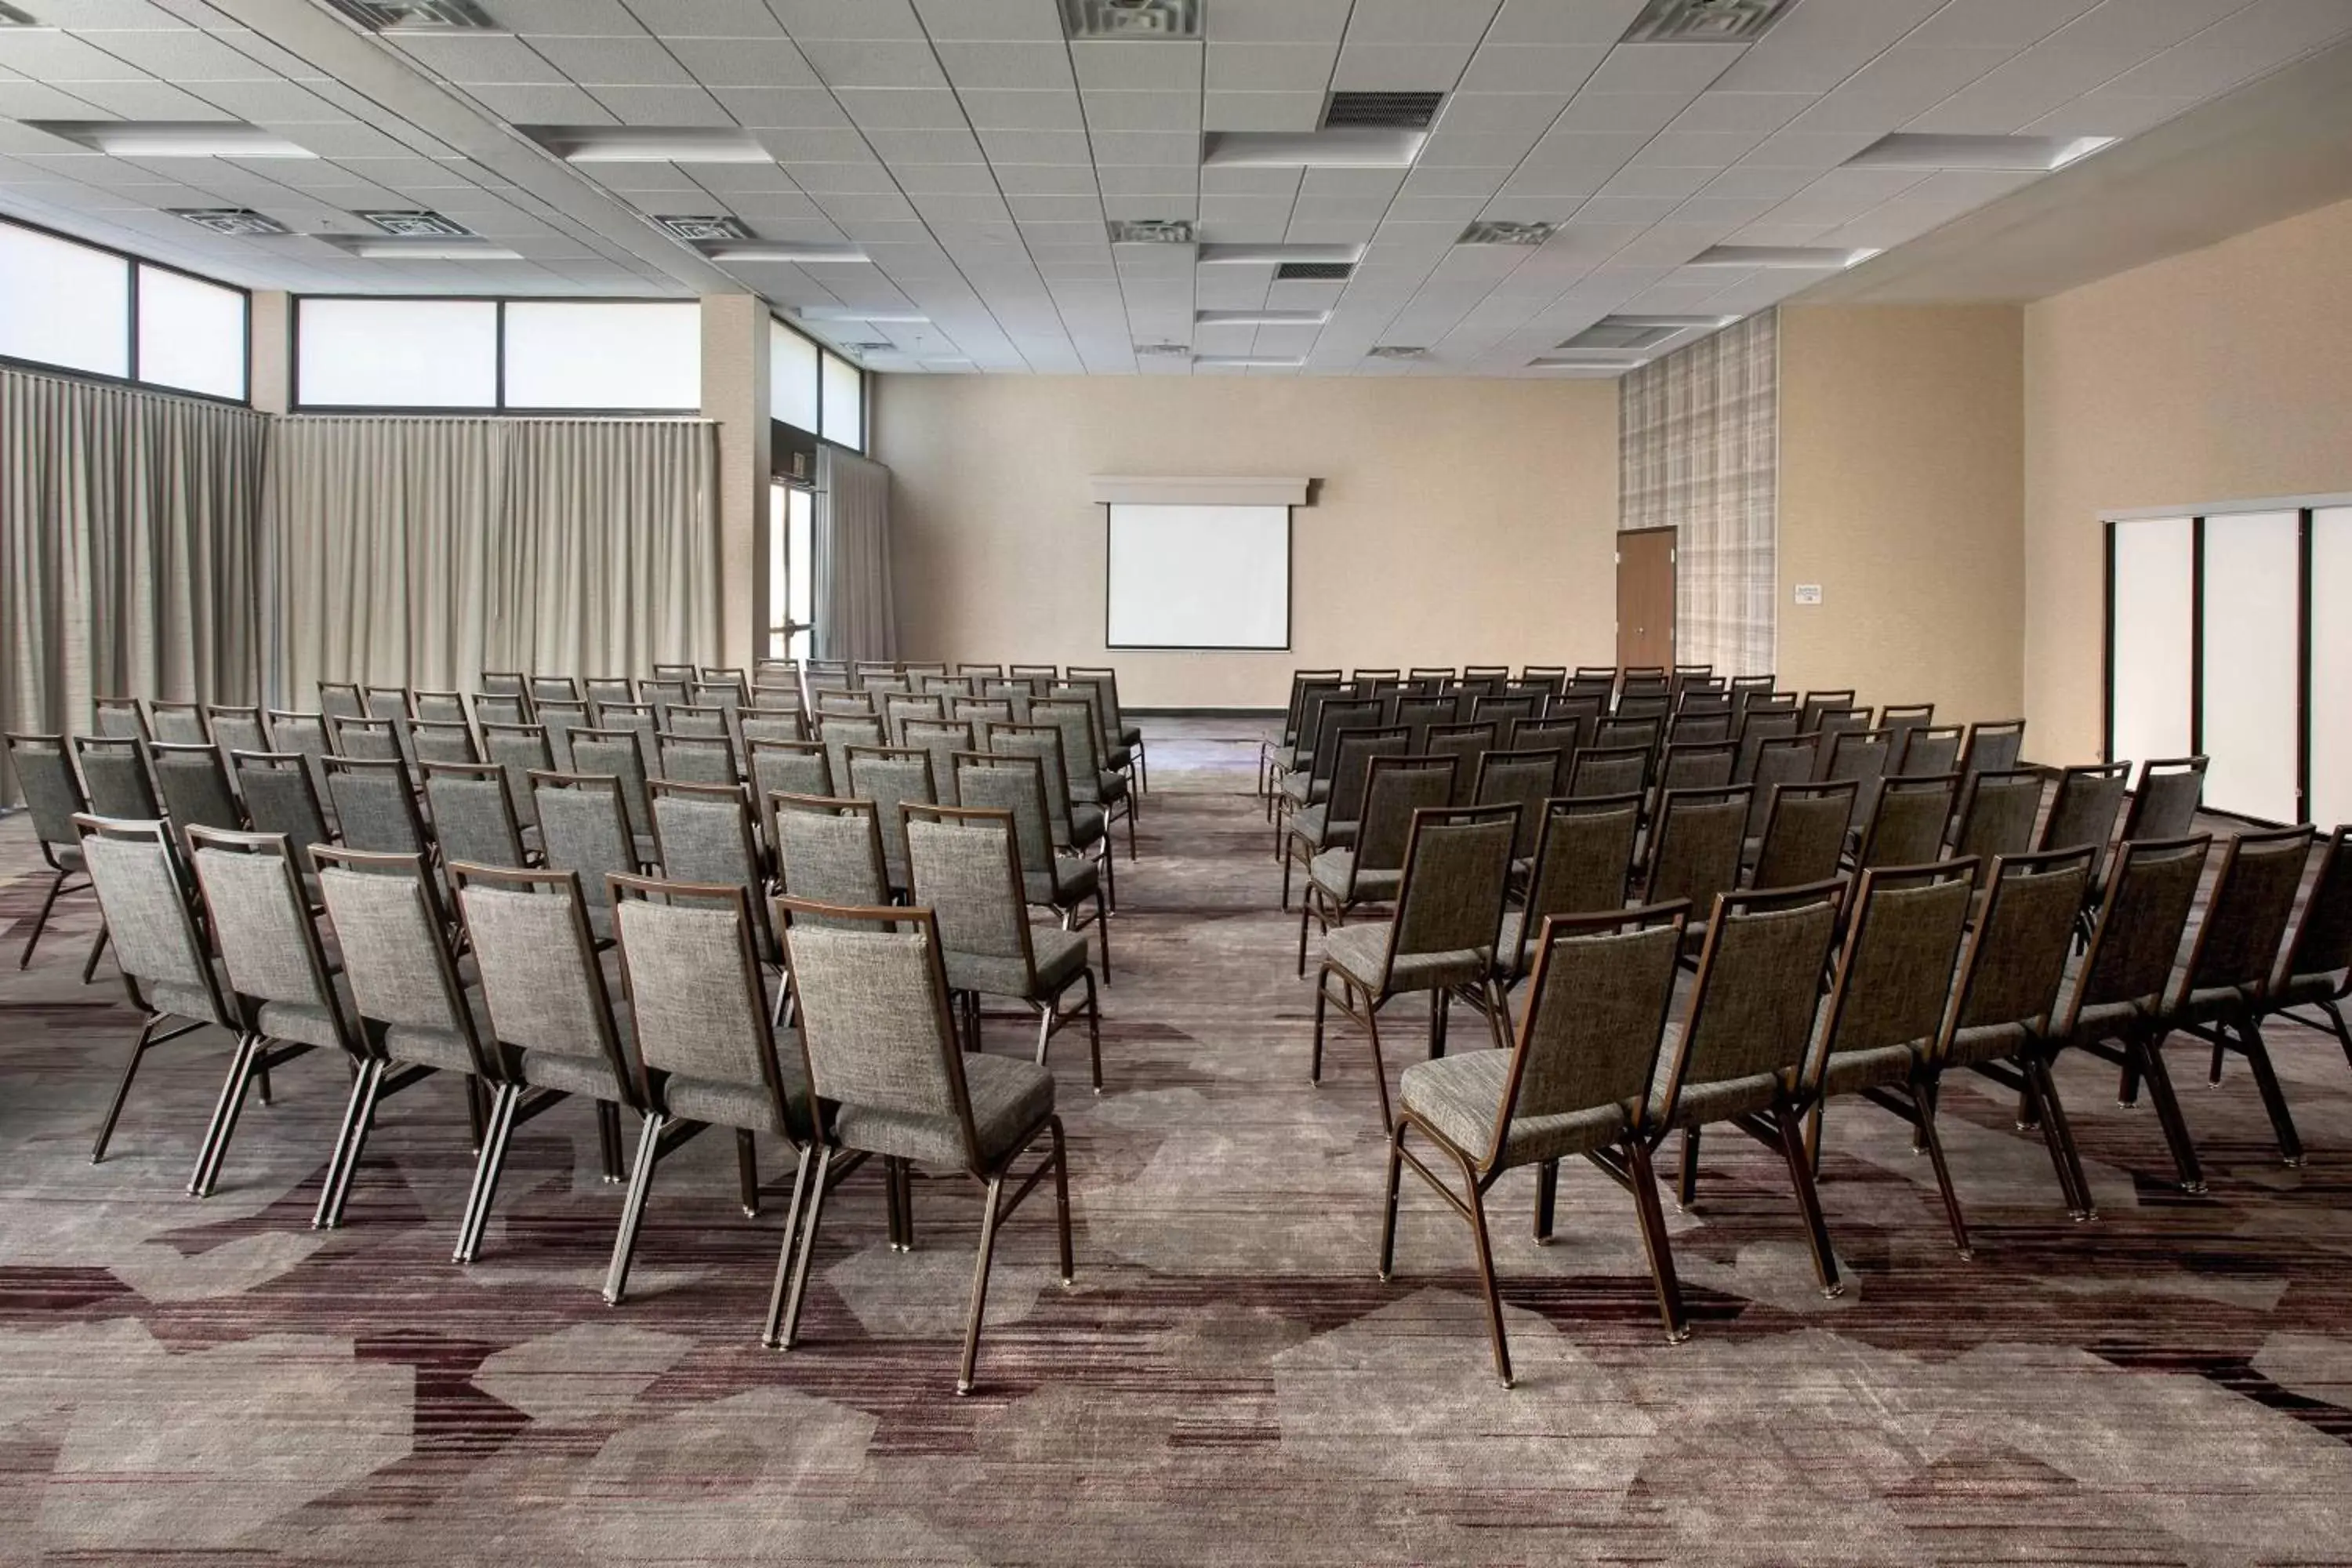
[1686,244,1878,268]
[1368,346,1426,360]
[1555,314,1734,351]
[1193,355,1304,367]
[1196,309,1330,326]
[1203,129,1425,168]
[704,241,869,263]
[1527,358,1643,372]
[325,0,499,27]
[520,125,773,164]
[1846,132,2117,171]
[797,306,928,323]
[30,121,316,158]
[331,236,520,259]
[1198,243,1363,265]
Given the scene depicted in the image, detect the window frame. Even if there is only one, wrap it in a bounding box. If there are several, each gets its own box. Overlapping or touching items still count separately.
[0,212,252,407]
[289,294,703,416]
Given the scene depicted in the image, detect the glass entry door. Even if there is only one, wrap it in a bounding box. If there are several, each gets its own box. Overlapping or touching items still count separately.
[768,478,814,660]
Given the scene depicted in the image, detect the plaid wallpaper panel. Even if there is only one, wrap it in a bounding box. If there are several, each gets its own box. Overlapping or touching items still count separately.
[1618,310,1777,677]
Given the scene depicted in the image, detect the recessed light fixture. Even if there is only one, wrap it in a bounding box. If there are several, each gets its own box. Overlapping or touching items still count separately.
[1108,218,1194,245]
[1621,0,1795,44]
[844,340,896,354]
[1193,355,1305,368]
[1686,244,1878,268]
[170,207,289,236]
[1368,346,1427,360]
[653,214,751,242]
[1059,0,1201,40]
[1846,132,2117,171]
[702,241,869,263]
[519,125,773,164]
[1197,243,1363,265]
[1196,309,1330,327]
[1203,129,1426,169]
[1458,220,1559,246]
[0,2,45,24]
[356,209,473,238]
[1555,314,1736,351]
[797,306,930,323]
[325,0,499,28]
[1528,357,1645,372]
[328,235,520,260]
[1134,343,1192,357]
[28,120,316,158]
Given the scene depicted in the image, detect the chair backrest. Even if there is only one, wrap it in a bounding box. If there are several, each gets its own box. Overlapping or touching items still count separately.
[818,714,885,800]
[453,863,633,1102]
[1656,740,1737,797]
[1383,804,1519,985]
[1386,693,1453,754]
[771,794,891,921]
[1805,862,1974,1096]
[655,730,741,789]
[2181,825,2313,997]
[952,753,1057,877]
[902,719,974,808]
[2279,827,2352,989]
[612,876,797,1130]
[1857,773,1958,869]
[1813,706,1874,755]
[984,723,1076,845]
[471,691,530,728]
[905,804,1036,984]
[1822,728,1892,826]
[1742,733,1820,837]
[2059,835,2212,1032]
[594,700,660,747]
[528,675,581,704]
[363,685,413,725]
[1959,719,2027,781]
[1326,725,1412,826]
[691,678,745,713]
[1944,848,2094,1040]
[749,738,834,829]
[1472,694,1539,731]
[1482,906,1689,1167]
[1659,880,1844,1116]
[1798,690,1857,733]
[847,745,938,891]
[479,722,552,829]
[1751,779,1857,891]
[1733,704,1801,782]
[1305,698,1381,786]
[532,771,641,913]
[1032,699,1105,801]
[779,903,982,1167]
[1567,743,1647,800]
[1475,748,1563,857]
[94,695,151,740]
[1351,754,1457,878]
[1953,768,2042,872]
[636,679,688,713]
[2121,756,2207,844]
[406,717,480,767]
[1521,793,1636,918]
[264,710,333,800]
[314,847,484,1073]
[5,734,87,847]
[187,826,354,1052]
[1065,667,1127,736]
[480,670,528,699]
[1667,711,1733,747]
[535,699,590,771]
[1878,703,1933,759]
[325,756,427,855]
[1602,712,1664,750]
[920,674,976,699]
[1619,674,1669,704]
[232,751,333,872]
[2038,761,2132,880]
[151,742,245,843]
[74,735,159,819]
[649,778,768,950]
[1896,724,1963,779]
[583,678,634,709]
[977,682,1033,723]
[1646,785,1751,916]
[739,705,808,746]
[1510,713,1588,759]
[206,706,269,760]
[424,760,528,870]
[75,815,227,1023]
[661,702,732,740]
[883,692,945,747]
[1423,721,1497,805]
[953,697,1014,731]
[568,728,654,840]
[412,690,467,725]
[328,713,403,764]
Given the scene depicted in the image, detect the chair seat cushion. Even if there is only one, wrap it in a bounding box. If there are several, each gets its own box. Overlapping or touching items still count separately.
[2268,970,2345,1009]
[253,973,359,1051]
[1070,804,1106,844]
[1309,849,1395,905]
[835,1050,1054,1167]
[1323,923,1486,994]
[1818,1040,1921,1099]
[1647,1041,1779,1130]
[1120,725,1142,747]
[1943,1020,2030,1069]
[1024,855,1098,908]
[945,927,1090,1000]
[517,1044,623,1102]
[383,986,497,1077]
[1279,774,1313,804]
[659,1032,809,1138]
[1402,1047,1629,1168]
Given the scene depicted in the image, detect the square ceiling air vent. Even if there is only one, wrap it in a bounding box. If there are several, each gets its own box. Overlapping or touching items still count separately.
[1368,346,1426,360]
[1323,92,1445,131]
[0,3,40,24]
[358,209,473,238]
[1275,260,1353,281]
[1134,343,1191,357]
[844,341,895,354]
[655,214,752,241]
[171,207,289,236]
[1457,220,1558,246]
[1060,0,1201,40]
[326,0,499,28]
[1621,0,1794,43]
[1108,218,1194,245]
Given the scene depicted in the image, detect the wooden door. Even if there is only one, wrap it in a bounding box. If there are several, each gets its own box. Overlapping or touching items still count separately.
[1616,528,1676,669]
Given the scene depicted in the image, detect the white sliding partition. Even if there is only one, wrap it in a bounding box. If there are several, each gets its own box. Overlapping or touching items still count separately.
[2200,510,2300,823]
[2109,516,2194,771]
[2313,506,2352,826]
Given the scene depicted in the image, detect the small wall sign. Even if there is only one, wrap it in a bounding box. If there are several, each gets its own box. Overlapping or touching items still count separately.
[1793,583,1823,605]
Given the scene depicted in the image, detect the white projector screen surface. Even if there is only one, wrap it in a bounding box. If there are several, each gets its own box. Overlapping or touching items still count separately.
[2108,516,2194,768]
[1106,503,1290,649]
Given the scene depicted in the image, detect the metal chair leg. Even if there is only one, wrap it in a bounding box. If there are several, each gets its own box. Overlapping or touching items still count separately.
[455,1084,520,1263]
[1773,1109,1842,1298]
[1675,1127,1700,1210]
[190,1033,265,1200]
[2233,1018,2304,1167]
[1049,1116,1073,1284]
[762,1144,816,1347]
[956,1173,1008,1396]
[82,925,109,985]
[314,1058,383,1230]
[737,1127,761,1217]
[1082,971,1102,1093]
[1533,1159,1557,1243]
[778,1145,835,1349]
[2131,1030,2207,1193]
[602,1112,666,1305]
[2028,1054,2097,1220]
[1377,1121,1406,1281]
[16,869,68,969]
[1626,1140,1690,1343]
[1453,1146,1513,1389]
[1911,1082,1973,1259]
[595,1099,626,1183]
[92,1016,160,1164]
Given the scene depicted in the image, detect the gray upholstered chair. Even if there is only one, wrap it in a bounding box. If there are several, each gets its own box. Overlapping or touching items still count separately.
[75,815,238,1164]
[424,760,529,872]
[986,720,1115,906]
[2120,756,2208,844]
[1567,742,1647,800]
[1895,724,1964,779]
[479,723,551,833]
[649,780,775,963]
[407,717,478,771]
[5,733,93,970]
[1426,720,1499,807]
[660,701,731,741]
[1511,712,1588,762]
[146,699,210,746]
[1797,690,1857,734]
[768,901,1071,1393]
[603,876,816,1309]
[954,752,1109,973]
[846,745,938,897]
[93,695,150,740]
[771,793,892,920]
[739,705,808,746]
[1065,667,1144,793]
[471,691,529,729]
[205,705,269,764]
[1310,803,1519,1131]
[183,826,353,1198]
[480,670,529,702]
[1876,703,1932,763]
[2149,825,2312,1164]
[1386,902,1692,1380]
[151,741,245,850]
[656,729,740,789]
[1277,692,1378,836]
[1851,772,1958,871]
[2038,761,2132,866]
[1261,673,1337,798]
[312,845,504,1232]
[1820,726,1892,830]
[233,751,336,876]
[1653,741,1737,813]
[907,804,1102,1090]
[903,718,974,808]
[532,771,647,941]
[314,681,365,723]
[1283,724,1409,910]
[1643,785,1749,931]
[568,727,657,855]
[327,713,405,770]
[1798,861,1976,1250]
[1952,767,2043,871]
[1750,780,1857,891]
[2263,826,2352,1069]
[1958,718,2027,786]
[2046,834,2212,1196]
[1298,753,1457,976]
[1742,733,1820,846]
[528,674,580,706]
[1733,702,1800,784]
[1474,747,1564,870]
[534,699,590,772]
[264,710,336,818]
[325,755,429,858]
[449,862,638,1261]
[1650,878,1846,1297]
[884,691,945,748]
[1497,792,1640,982]
[1047,682,1137,835]
[750,736,833,813]
[75,734,159,820]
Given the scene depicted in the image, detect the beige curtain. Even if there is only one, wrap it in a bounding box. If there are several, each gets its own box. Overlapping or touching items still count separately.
[813,445,895,662]
[1,365,267,753]
[267,417,719,699]
[1620,310,1778,676]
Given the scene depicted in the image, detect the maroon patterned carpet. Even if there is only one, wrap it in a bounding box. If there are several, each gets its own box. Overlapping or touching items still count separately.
[2,720,2351,1565]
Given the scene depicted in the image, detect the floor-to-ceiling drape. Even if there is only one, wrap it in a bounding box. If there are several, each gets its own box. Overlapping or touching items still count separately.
[1,366,267,773]
[266,416,719,700]
[814,445,896,663]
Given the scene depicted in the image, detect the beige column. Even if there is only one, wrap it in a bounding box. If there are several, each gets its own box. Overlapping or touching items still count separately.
[248,289,290,414]
[701,293,769,664]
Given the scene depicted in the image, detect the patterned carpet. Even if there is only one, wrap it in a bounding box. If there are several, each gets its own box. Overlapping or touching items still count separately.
[4,717,2352,1565]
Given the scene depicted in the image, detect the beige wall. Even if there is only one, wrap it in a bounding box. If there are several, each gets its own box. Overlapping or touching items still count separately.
[1777,304,2027,730]
[2024,194,2352,762]
[875,375,1618,709]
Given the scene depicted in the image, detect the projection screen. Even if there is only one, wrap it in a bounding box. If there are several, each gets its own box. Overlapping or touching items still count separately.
[1106,503,1291,649]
